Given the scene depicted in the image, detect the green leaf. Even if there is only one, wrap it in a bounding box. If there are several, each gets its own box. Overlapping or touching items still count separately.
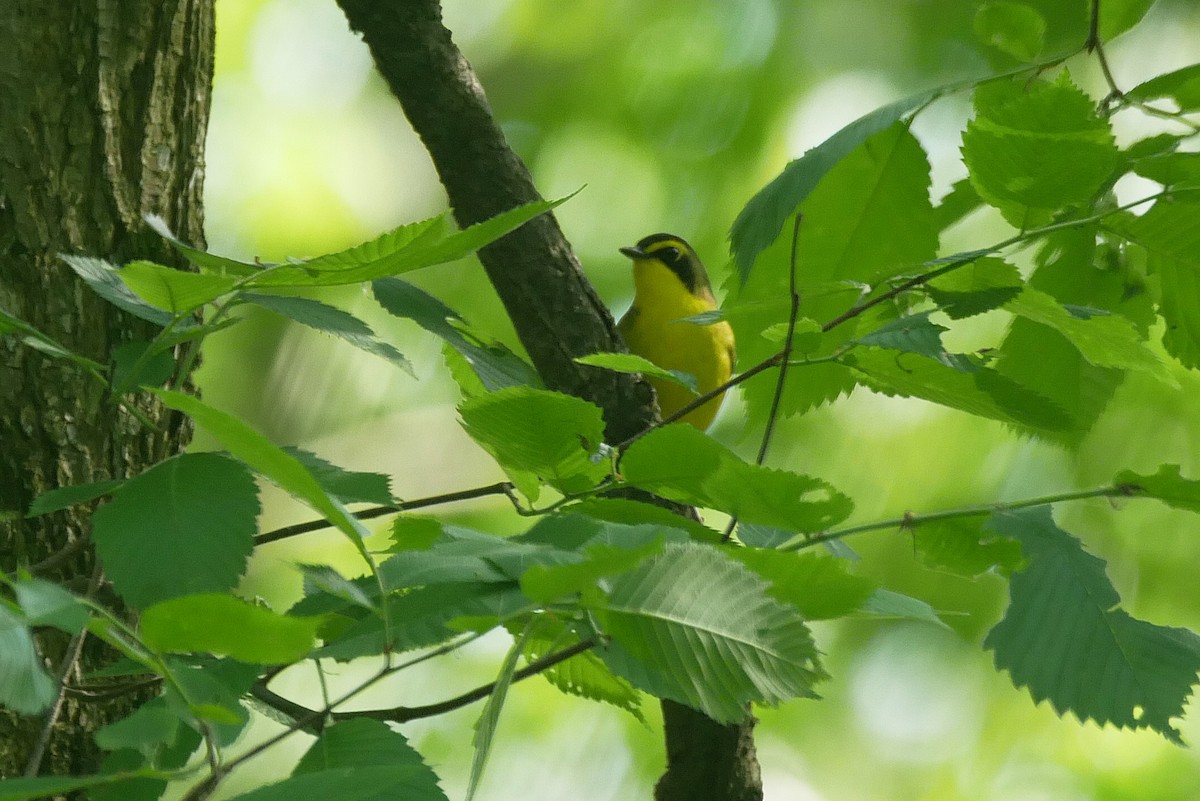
[141,594,320,663]
[925,257,1024,319]
[111,340,177,391]
[731,88,946,280]
[522,618,644,722]
[281,447,394,506]
[26,479,125,517]
[1133,152,1200,189]
[962,75,1119,228]
[576,352,699,394]
[983,507,1200,742]
[315,584,528,661]
[729,123,938,415]
[459,387,609,500]
[1105,200,1200,368]
[725,550,875,620]
[559,497,721,543]
[1115,464,1200,513]
[0,306,106,372]
[1127,63,1200,112]
[854,311,949,359]
[297,564,376,611]
[593,543,824,723]
[145,214,261,276]
[246,197,570,288]
[378,539,517,591]
[468,622,530,801]
[294,719,446,800]
[242,293,414,376]
[1097,0,1157,40]
[92,453,258,608]
[846,348,1073,434]
[226,766,448,801]
[0,775,137,801]
[859,589,947,628]
[151,389,368,542]
[14,578,88,634]
[933,178,984,232]
[520,539,664,603]
[911,516,1024,577]
[60,255,176,326]
[93,698,179,753]
[974,1,1046,61]
[1004,287,1169,380]
[621,424,853,533]
[373,278,540,391]
[0,606,56,714]
[118,260,239,313]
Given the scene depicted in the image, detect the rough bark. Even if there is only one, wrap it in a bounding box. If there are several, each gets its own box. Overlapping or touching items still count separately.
[0,0,213,784]
[333,2,761,798]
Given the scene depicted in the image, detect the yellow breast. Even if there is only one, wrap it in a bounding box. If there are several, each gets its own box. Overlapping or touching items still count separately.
[618,260,735,430]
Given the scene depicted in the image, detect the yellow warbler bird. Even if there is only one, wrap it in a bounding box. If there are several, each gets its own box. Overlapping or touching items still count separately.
[618,233,736,430]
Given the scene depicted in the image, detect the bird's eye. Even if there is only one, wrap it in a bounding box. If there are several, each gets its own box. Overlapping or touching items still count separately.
[659,246,681,263]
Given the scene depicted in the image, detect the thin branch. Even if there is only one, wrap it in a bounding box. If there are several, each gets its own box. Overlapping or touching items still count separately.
[248,638,596,733]
[23,561,105,776]
[781,484,1137,552]
[722,214,803,543]
[254,481,515,545]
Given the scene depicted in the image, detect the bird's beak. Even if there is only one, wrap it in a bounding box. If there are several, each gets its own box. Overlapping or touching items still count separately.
[619,245,645,259]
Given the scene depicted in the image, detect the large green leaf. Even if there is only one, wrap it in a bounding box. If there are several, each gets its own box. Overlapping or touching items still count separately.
[730,90,944,280]
[459,386,609,500]
[729,123,938,415]
[962,74,1119,228]
[92,453,258,608]
[141,594,321,664]
[592,543,824,723]
[983,508,1200,743]
[620,424,853,533]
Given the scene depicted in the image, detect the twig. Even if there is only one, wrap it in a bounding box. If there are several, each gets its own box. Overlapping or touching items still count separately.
[255,481,515,545]
[781,484,1135,551]
[722,215,803,542]
[249,637,597,734]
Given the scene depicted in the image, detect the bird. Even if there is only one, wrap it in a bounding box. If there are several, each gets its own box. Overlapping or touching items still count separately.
[618,233,736,430]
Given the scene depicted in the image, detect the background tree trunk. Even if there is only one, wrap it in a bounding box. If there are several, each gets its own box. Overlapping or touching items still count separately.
[0,0,213,784]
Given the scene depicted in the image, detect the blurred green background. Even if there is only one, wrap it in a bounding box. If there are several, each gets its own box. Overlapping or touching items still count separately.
[193,1,1200,798]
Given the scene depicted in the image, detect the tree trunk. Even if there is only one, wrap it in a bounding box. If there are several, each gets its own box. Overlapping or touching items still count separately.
[0,0,213,785]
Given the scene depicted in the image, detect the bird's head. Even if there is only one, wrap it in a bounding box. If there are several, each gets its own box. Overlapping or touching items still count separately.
[619,233,712,295]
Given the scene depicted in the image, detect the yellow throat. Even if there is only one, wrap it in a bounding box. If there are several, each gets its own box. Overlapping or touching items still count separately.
[617,233,736,430]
